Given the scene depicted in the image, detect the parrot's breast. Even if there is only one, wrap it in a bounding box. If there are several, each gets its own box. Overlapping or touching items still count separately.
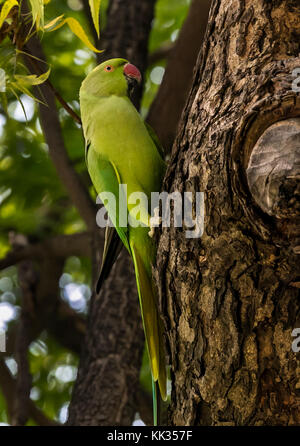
[83,95,165,200]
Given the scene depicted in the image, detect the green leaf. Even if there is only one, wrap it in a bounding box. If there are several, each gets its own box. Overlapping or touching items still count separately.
[47,16,102,53]
[10,81,45,105]
[28,0,44,30]
[88,0,101,38]
[6,68,50,107]
[0,0,18,29]
[14,68,51,86]
[65,17,102,52]
[44,14,64,30]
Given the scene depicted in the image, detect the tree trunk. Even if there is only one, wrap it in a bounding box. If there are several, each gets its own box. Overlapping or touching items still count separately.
[155,0,300,425]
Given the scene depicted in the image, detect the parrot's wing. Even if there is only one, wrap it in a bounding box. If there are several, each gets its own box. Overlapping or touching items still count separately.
[87,147,130,292]
[88,147,129,249]
[96,225,123,293]
[144,122,165,160]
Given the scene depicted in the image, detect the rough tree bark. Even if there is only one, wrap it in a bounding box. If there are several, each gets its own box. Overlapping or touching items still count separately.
[155,0,300,425]
[67,0,157,426]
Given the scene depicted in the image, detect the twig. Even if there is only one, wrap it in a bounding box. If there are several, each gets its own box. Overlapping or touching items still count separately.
[0,244,40,270]
[46,79,82,125]
[21,45,82,125]
[148,43,175,65]
[0,232,92,271]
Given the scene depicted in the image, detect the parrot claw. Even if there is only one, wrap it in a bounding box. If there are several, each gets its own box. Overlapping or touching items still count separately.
[148,227,155,238]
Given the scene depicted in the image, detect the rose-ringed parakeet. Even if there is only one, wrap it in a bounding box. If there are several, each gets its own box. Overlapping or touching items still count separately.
[79,58,167,420]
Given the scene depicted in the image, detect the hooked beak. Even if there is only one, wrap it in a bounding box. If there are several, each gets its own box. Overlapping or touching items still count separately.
[123,63,142,84]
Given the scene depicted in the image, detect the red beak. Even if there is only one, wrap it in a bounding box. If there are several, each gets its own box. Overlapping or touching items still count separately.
[124,63,142,84]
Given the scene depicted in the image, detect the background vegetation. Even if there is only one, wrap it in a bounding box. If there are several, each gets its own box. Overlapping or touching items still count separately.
[0,0,191,425]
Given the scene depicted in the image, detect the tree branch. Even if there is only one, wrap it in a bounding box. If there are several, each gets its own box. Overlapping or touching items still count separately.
[0,358,60,426]
[10,235,36,426]
[148,43,175,65]
[22,47,82,125]
[0,232,92,271]
[147,0,211,153]
[5,297,86,359]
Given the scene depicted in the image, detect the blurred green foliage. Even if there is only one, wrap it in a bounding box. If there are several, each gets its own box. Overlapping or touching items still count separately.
[0,0,190,425]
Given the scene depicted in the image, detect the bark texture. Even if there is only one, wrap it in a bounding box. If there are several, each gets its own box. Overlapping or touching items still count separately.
[155,0,300,425]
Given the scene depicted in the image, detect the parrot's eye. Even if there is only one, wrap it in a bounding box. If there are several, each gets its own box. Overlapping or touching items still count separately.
[104,65,114,72]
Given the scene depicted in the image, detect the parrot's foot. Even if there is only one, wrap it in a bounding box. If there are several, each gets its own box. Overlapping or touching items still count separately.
[148,226,155,238]
[148,206,161,238]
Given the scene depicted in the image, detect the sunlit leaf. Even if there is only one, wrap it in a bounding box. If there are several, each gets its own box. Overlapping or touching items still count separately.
[5,68,50,108]
[28,0,44,30]
[14,68,50,86]
[47,16,102,53]
[44,14,64,30]
[9,81,45,106]
[9,85,28,120]
[0,0,18,30]
[88,0,101,38]
[8,70,49,108]
[65,17,102,52]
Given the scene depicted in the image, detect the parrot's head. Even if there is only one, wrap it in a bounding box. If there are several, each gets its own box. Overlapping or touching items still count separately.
[79,58,142,100]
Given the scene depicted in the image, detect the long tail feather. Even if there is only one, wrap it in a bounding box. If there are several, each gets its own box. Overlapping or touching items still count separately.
[152,378,158,426]
[153,379,163,426]
[131,243,167,401]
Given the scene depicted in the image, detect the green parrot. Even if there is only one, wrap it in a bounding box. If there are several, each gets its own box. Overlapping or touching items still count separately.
[79,58,167,411]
